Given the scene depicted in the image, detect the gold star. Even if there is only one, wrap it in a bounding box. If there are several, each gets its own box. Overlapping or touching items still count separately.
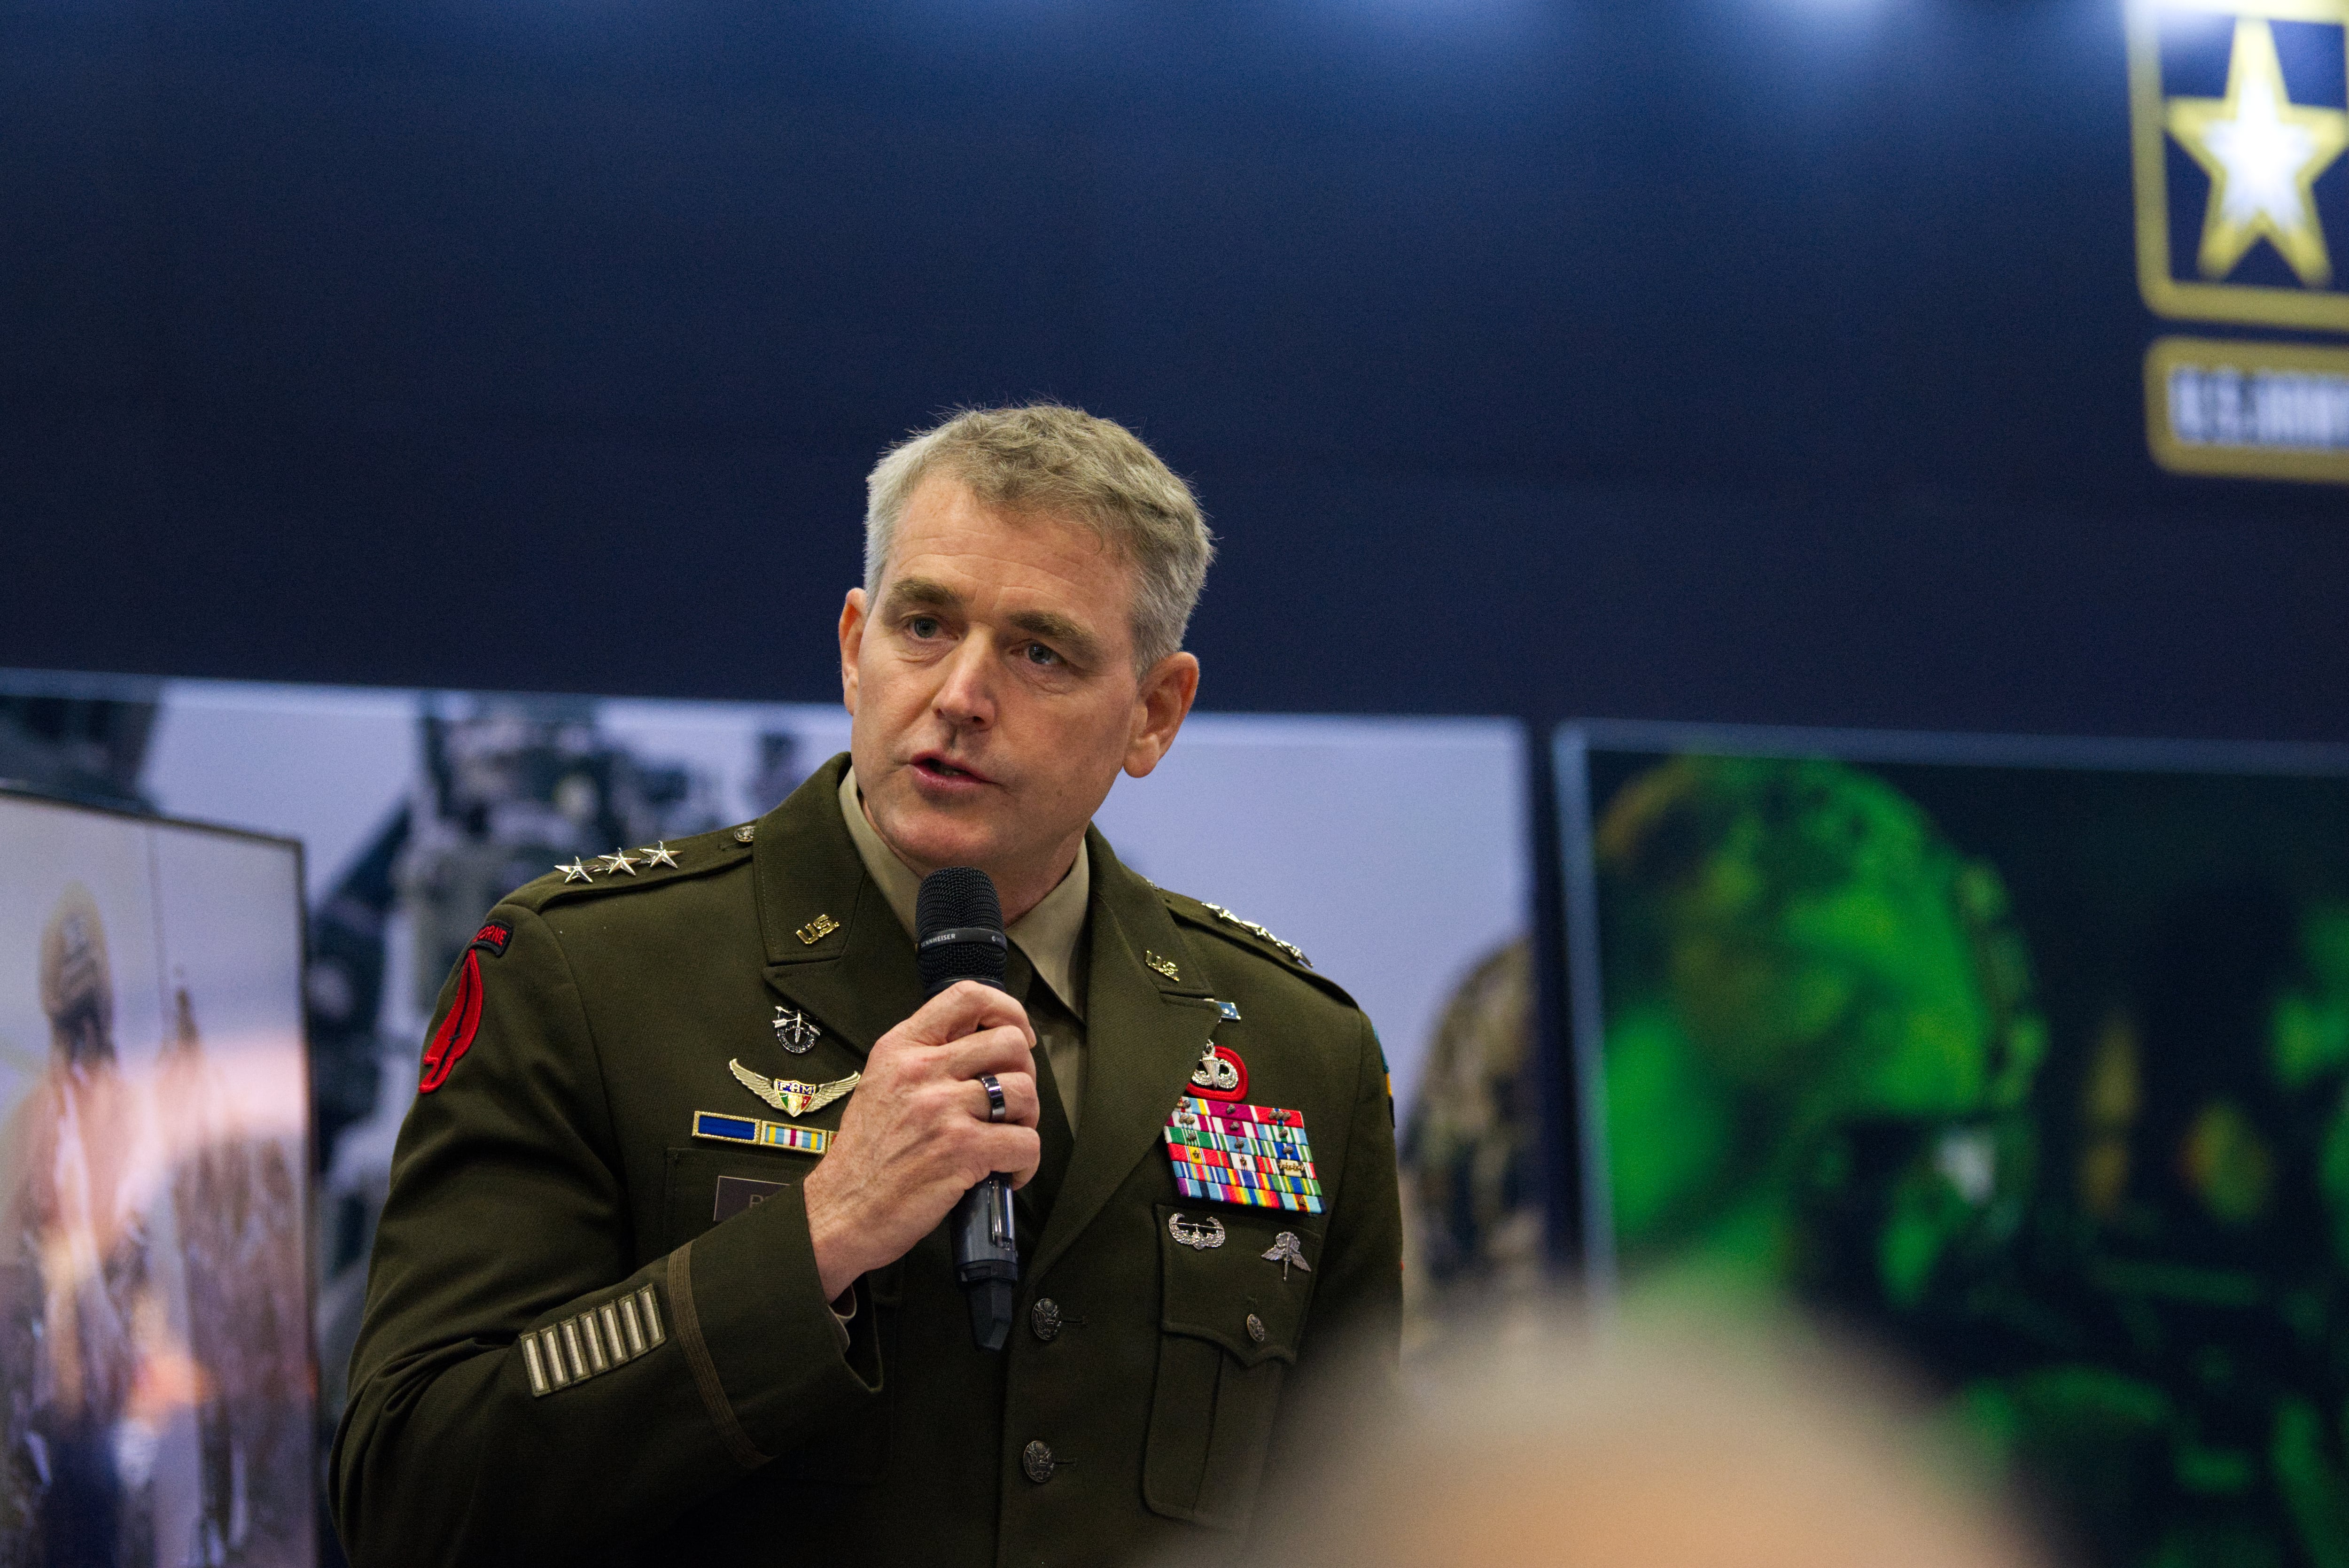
[556,858,593,884]
[2166,18,2349,287]
[598,847,641,876]
[638,841,678,869]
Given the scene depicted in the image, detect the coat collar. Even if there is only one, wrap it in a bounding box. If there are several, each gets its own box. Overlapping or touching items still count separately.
[754,753,921,1063]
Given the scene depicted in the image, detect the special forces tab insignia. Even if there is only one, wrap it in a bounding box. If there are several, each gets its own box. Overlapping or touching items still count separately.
[771,1006,821,1053]
[729,1060,858,1118]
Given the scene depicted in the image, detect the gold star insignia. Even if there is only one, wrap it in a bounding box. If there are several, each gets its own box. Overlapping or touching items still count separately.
[2166,18,2349,287]
[556,858,593,884]
[598,847,641,876]
[638,841,678,869]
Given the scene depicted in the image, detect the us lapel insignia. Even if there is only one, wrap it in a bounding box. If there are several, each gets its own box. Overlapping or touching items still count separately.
[1189,1043,1247,1101]
[1144,950,1180,981]
[730,1059,859,1118]
[771,1006,822,1053]
[796,913,839,945]
[1167,1211,1227,1250]
[1260,1231,1313,1280]
[1161,1095,1322,1214]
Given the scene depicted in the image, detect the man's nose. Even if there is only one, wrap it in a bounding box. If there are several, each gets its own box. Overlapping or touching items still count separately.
[932,638,996,729]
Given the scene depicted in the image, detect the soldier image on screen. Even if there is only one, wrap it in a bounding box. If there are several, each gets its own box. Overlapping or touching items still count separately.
[0,887,158,1568]
[311,698,804,1444]
[1592,753,2349,1568]
[157,985,311,1568]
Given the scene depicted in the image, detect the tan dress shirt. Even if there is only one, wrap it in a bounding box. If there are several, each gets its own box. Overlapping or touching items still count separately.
[838,768,1089,1132]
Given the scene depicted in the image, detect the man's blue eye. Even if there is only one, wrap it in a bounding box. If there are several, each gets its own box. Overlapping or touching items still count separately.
[1026,644,1060,666]
[908,616,941,638]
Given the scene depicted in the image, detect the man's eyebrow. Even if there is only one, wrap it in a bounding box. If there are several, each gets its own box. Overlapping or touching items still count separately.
[1009,609,1101,663]
[879,577,964,613]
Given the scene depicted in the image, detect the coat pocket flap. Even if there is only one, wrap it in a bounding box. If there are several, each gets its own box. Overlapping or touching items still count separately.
[1155,1203,1321,1368]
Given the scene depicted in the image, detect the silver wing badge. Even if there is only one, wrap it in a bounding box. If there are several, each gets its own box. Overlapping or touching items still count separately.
[729,1059,860,1119]
[1260,1231,1313,1280]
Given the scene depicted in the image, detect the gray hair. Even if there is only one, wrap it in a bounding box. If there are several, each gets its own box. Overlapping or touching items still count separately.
[863,405,1215,672]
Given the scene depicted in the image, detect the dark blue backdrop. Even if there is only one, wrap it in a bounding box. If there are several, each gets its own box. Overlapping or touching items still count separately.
[4,0,2340,741]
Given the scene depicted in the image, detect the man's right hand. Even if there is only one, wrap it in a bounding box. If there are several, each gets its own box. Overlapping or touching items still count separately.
[801,980,1041,1304]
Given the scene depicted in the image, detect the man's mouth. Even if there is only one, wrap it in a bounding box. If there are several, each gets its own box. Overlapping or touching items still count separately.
[910,754,990,786]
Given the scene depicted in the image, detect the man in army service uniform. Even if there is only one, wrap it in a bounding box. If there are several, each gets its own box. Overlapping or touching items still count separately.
[332,406,1403,1566]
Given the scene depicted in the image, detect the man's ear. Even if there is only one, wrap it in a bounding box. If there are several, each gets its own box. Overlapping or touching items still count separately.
[1123,652,1200,779]
[838,588,868,715]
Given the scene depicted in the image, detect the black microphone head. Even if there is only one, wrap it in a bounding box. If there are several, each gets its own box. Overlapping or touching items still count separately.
[915,868,1009,995]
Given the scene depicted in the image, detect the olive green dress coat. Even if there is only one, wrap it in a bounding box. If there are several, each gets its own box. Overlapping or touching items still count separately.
[331,755,1402,1567]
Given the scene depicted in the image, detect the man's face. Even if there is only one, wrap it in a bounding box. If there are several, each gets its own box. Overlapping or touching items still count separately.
[840,474,1197,901]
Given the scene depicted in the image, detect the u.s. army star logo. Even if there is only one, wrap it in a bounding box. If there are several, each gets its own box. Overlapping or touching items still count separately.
[729,1060,859,1118]
[2130,2,2349,328]
[2127,0,2349,482]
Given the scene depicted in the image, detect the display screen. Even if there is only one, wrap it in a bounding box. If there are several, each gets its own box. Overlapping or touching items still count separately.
[1565,725,2349,1567]
[0,673,1531,1429]
[0,792,312,1567]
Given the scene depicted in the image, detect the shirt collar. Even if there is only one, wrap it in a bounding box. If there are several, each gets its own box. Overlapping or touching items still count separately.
[838,766,1089,1020]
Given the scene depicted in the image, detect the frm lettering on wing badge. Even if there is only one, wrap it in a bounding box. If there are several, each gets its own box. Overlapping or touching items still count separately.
[2128,0,2349,479]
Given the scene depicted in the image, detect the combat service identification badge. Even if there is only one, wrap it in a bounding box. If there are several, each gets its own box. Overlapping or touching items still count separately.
[1162,1095,1322,1214]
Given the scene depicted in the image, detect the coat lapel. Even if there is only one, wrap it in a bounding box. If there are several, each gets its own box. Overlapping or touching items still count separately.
[1031,828,1218,1281]
[754,754,923,1063]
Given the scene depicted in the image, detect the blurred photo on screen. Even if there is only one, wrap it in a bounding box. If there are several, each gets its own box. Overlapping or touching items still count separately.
[0,792,312,1568]
[1563,725,2349,1568]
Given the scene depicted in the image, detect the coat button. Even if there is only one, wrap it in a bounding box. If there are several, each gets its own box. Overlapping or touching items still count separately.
[1246,1313,1267,1344]
[1022,1440,1057,1483]
[1031,1297,1064,1343]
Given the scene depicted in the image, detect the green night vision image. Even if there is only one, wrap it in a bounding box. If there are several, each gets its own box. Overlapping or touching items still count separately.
[1591,751,2349,1568]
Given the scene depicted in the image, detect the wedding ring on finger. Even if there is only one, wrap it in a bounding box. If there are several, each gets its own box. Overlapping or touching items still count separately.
[980,1073,1007,1124]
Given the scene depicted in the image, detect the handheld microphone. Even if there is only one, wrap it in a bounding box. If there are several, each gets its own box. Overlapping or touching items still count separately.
[914,867,1019,1351]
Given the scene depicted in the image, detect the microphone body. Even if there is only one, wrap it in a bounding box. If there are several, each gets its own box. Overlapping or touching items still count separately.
[914,868,1020,1351]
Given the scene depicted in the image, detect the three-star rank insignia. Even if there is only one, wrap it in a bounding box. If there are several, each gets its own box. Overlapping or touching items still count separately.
[554,845,680,883]
[729,1059,859,1118]
[2128,0,2349,482]
[1162,1095,1322,1213]
[771,1006,821,1053]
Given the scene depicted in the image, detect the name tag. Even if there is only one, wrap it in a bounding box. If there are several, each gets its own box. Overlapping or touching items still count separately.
[713,1174,788,1223]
